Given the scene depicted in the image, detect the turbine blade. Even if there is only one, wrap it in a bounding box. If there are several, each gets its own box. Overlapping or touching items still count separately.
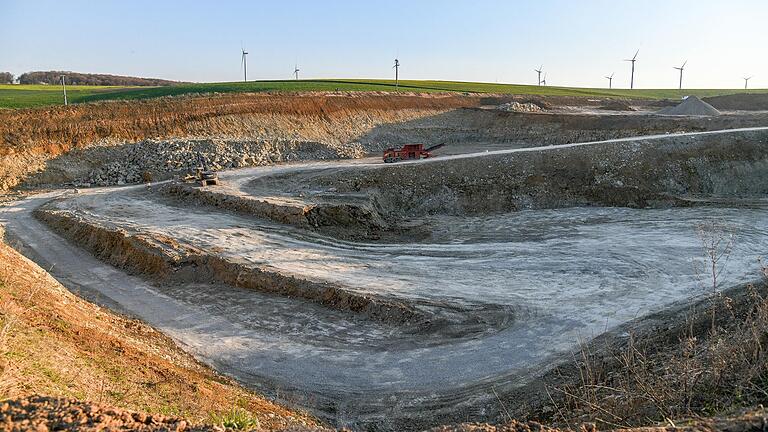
[633,49,639,60]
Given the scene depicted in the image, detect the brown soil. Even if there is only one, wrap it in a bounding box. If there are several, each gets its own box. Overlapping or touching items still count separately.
[0,395,215,431]
[0,229,319,430]
[3,397,767,432]
[704,93,768,111]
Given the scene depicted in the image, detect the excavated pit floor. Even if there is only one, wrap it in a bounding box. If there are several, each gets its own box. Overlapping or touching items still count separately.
[3,130,768,430]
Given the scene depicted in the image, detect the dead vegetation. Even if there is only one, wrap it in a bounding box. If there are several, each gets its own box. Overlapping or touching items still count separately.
[548,258,768,429]
[0,231,319,430]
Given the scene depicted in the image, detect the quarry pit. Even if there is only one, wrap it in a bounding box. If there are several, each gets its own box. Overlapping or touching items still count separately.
[2,94,768,431]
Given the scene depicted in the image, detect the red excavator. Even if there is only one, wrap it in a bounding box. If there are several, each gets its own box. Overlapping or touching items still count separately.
[382,143,445,163]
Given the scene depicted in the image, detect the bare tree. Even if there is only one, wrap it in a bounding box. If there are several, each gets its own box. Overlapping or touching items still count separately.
[0,72,13,84]
[693,220,735,332]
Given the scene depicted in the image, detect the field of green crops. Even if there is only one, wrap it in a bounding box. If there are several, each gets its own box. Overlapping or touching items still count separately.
[1,80,765,109]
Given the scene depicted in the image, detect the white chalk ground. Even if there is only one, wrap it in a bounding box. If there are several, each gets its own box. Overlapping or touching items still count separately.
[2,128,768,427]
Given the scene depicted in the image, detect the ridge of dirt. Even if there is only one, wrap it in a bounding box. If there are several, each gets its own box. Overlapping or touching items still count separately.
[704,93,768,111]
[158,182,391,241]
[0,228,319,430]
[31,205,425,326]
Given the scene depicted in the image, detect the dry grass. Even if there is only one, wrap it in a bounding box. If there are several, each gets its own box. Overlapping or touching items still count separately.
[549,261,768,429]
[0,234,319,430]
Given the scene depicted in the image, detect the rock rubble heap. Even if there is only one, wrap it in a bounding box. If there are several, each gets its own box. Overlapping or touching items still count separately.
[82,138,364,186]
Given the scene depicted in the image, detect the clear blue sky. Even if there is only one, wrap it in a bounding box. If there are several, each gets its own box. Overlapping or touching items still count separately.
[2,0,767,89]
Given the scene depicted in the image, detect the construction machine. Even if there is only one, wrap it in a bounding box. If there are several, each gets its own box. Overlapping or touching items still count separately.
[382,143,445,163]
[191,153,219,186]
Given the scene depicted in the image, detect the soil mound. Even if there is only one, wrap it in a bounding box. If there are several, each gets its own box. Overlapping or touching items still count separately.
[597,99,636,111]
[657,96,721,116]
[704,93,768,111]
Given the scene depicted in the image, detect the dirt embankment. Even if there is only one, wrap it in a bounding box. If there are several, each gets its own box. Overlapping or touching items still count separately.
[0,92,483,191]
[159,182,391,241]
[32,205,424,326]
[704,93,768,111]
[0,229,318,430]
[7,92,768,192]
[265,129,768,221]
[355,108,768,154]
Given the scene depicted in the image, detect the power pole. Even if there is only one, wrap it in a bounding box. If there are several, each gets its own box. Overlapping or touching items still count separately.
[393,59,400,88]
[61,75,68,105]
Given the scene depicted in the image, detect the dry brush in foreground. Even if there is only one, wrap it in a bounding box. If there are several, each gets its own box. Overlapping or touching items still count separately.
[0,228,319,430]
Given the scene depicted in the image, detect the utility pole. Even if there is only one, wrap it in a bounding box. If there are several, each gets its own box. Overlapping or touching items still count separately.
[61,75,67,105]
[393,59,400,88]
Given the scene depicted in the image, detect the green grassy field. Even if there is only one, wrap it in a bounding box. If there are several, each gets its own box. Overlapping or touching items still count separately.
[0,84,146,109]
[1,80,765,109]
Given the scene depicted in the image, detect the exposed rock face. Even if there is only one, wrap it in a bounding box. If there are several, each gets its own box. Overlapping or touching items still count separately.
[256,128,768,220]
[63,138,363,187]
[0,92,481,191]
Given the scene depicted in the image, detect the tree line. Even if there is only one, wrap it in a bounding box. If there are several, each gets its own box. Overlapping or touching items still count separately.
[1,71,183,86]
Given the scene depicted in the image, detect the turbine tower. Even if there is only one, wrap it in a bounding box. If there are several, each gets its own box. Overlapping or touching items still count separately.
[240,48,248,82]
[624,49,639,89]
[393,58,400,87]
[605,72,614,89]
[744,76,752,90]
[535,65,543,86]
[673,60,687,90]
[294,63,300,80]
[60,74,67,105]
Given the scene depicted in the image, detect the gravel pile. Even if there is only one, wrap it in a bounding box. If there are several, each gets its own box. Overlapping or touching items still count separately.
[82,139,364,187]
[0,395,217,431]
[497,102,544,113]
[657,96,721,116]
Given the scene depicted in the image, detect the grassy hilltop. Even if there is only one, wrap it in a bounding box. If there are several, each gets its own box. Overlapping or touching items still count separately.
[2,79,766,109]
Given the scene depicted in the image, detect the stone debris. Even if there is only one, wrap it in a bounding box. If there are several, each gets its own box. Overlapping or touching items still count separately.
[0,395,219,431]
[81,139,365,187]
[497,102,544,113]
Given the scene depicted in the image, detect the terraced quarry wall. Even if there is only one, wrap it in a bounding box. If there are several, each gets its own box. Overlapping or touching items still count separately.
[256,128,768,221]
[6,92,768,192]
[0,93,483,190]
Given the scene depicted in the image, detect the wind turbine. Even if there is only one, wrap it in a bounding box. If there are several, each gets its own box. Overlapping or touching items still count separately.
[60,74,67,105]
[624,49,639,89]
[240,48,248,82]
[605,72,614,89]
[294,63,300,80]
[535,65,543,86]
[393,58,400,87]
[744,76,752,90]
[673,60,687,90]
[541,73,547,86]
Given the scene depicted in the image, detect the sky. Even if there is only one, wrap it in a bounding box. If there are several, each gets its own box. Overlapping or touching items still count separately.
[2,0,768,89]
